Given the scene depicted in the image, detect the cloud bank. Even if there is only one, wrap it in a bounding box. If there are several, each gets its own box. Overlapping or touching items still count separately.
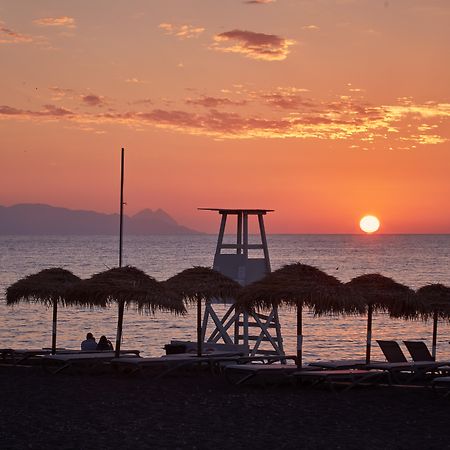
[1,88,448,148]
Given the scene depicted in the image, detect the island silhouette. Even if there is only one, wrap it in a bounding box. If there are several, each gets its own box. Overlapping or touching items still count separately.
[0,204,202,235]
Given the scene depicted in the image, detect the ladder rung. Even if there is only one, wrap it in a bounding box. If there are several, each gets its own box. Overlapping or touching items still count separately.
[238,322,275,328]
[253,349,280,355]
[220,244,264,250]
[253,313,272,321]
[238,335,271,341]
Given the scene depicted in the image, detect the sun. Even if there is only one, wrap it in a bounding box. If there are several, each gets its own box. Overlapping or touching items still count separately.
[359,215,380,234]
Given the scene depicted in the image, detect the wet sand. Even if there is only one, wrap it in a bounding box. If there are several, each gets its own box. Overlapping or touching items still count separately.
[0,365,448,450]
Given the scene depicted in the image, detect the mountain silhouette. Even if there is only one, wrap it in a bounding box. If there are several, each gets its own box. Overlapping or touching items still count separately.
[0,204,202,235]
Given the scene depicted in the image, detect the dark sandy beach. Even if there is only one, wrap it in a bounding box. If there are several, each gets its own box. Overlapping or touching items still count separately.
[0,365,448,450]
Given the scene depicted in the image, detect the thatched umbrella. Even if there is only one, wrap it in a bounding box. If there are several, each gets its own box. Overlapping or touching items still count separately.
[416,284,450,359]
[6,268,85,354]
[346,274,417,364]
[237,263,365,368]
[165,267,241,357]
[68,266,186,357]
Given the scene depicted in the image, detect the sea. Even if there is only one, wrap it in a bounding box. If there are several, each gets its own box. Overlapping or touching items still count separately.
[1,234,449,362]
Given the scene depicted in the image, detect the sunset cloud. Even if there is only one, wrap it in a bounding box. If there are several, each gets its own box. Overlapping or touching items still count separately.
[159,23,205,39]
[0,25,34,44]
[0,104,73,117]
[260,88,315,109]
[186,96,247,108]
[302,25,320,31]
[48,86,75,101]
[1,94,448,148]
[33,16,76,29]
[125,78,147,84]
[81,94,105,107]
[211,29,295,61]
[244,0,276,4]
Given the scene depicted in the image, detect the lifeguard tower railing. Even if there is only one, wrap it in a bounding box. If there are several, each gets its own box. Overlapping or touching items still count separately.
[198,208,285,357]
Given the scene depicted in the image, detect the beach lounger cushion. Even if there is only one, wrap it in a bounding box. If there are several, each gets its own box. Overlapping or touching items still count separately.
[376,340,408,363]
[403,341,434,362]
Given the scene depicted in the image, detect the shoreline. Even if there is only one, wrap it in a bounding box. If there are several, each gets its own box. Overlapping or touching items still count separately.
[1,365,448,449]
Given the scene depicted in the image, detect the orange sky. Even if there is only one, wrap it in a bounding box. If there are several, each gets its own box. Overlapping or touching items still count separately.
[1,0,449,233]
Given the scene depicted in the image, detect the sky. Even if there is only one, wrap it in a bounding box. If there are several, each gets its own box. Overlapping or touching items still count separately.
[1,0,449,233]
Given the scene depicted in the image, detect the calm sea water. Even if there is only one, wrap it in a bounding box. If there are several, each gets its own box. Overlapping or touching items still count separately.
[1,234,449,362]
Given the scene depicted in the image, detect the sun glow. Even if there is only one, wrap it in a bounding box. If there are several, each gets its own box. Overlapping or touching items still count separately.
[359,215,380,234]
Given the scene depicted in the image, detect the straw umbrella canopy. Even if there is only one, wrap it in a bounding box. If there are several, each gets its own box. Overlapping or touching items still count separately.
[416,284,450,359]
[237,263,365,367]
[165,267,242,356]
[345,274,417,364]
[6,268,85,354]
[68,266,186,357]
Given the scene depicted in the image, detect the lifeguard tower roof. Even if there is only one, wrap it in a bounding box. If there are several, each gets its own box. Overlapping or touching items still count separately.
[198,208,274,214]
[199,207,273,286]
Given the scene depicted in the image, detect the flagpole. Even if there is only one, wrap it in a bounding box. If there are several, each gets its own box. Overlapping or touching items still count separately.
[115,147,125,357]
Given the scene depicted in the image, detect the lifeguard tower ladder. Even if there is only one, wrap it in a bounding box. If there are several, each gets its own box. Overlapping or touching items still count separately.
[198,208,285,357]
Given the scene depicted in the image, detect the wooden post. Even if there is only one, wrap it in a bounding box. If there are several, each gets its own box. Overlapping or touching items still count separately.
[51,301,57,355]
[365,303,373,365]
[432,310,438,360]
[115,148,125,358]
[215,214,227,257]
[296,303,303,368]
[234,308,240,344]
[237,212,242,255]
[258,213,271,273]
[243,213,248,259]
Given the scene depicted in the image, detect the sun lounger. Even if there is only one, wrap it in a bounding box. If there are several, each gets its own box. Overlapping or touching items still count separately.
[0,349,54,365]
[308,359,382,370]
[376,340,409,363]
[403,341,450,365]
[1,348,140,366]
[167,340,249,356]
[370,341,442,383]
[291,369,387,392]
[403,341,434,362]
[112,353,241,378]
[42,351,140,374]
[432,376,450,397]
[224,358,299,386]
[111,351,293,379]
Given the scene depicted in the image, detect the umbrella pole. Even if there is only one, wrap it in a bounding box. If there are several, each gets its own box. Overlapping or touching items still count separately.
[432,310,438,360]
[296,303,303,368]
[365,303,373,365]
[197,298,202,357]
[51,301,57,355]
[115,300,125,358]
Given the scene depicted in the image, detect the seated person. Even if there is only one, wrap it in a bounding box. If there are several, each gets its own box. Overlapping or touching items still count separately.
[81,332,97,351]
[97,335,114,351]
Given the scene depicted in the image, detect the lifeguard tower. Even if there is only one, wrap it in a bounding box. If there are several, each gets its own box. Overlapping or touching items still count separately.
[198,208,285,357]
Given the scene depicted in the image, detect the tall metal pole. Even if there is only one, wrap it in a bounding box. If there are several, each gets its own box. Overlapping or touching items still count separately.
[115,148,125,358]
[119,148,124,268]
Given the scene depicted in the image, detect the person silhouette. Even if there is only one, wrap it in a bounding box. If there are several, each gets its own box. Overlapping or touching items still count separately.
[97,335,114,351]
[81,332,97,351]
